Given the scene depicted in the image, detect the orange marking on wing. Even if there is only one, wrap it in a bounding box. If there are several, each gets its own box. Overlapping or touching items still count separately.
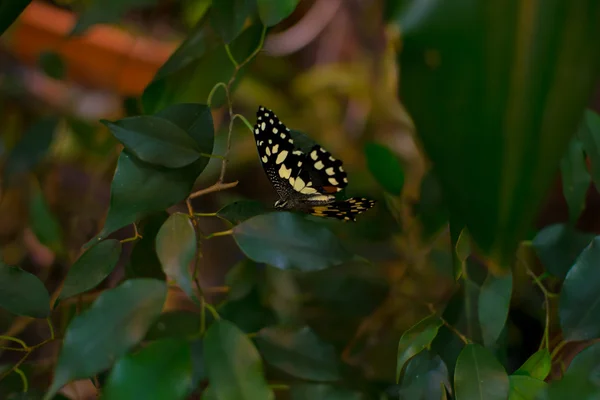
[322,186,338,193]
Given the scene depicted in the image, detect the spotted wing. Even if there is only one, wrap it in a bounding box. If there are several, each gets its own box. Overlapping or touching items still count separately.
[309,197,376,221]
[295,144,348,195]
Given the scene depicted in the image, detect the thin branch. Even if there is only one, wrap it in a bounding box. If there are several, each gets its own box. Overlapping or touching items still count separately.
[13,367,28,393]
[188,181,239,199]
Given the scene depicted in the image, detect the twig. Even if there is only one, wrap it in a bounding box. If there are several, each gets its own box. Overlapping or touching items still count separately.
[188,181,239,199]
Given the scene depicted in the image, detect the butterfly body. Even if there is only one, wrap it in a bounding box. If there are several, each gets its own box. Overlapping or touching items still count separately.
[253,106,376,221]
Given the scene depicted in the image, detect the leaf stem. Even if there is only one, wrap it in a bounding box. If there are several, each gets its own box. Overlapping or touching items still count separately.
[225,44,239,68]
[188,181,239,199]
[550,340,568,361]
[204,229,234,239]
[204,303,221,321]
[0,335,27,349]
[46,317,54,340]
[233,113,254,133]
[14,367,28,392]
[206,82,228,108]
[120,223,143,243]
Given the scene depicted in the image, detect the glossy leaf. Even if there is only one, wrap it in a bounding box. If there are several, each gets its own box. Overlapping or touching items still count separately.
[102,116,202,168]
[508,376,547,400]
[392,350,450,400]
[58,239,122,301]
[514,349,551,381]
[255,325,340,382]
[364,142,405,195]
[560,237,600,341]
[211,0,257,43]
[567,341,600,374]
[578,109,600,189]
[396,1,600,266]
[156,213,198,303]
[203,319,274,400]
[38,51,66,80]
[0,0,31,36]
[454,344,509,400]
[45,279,166,399]
[396,315,443,382]
[257,0,298,26]
[70,0,158,36]
[532,224,594,279]
[478,270,512,347]
[103,339,193,400]
[233,212,354,271]
[0,263,50,318]
[560,137,590,224]
[29,183,63,254]
[217,200,267,224]
[290,384,364,400]
[539,373,598,400]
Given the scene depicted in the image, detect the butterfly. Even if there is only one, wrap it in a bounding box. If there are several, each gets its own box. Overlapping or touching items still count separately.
[253,105,376,221]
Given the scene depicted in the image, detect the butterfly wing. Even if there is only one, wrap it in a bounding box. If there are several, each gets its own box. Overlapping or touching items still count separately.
[294,144,349,195]
[309,197,376,221]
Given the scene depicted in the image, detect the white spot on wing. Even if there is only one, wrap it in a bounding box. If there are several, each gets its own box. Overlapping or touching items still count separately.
[272,144,279,154]
[320,147,327,153]
[310,151,318,160]
[262,156,268,163]
[266,147,271,156]
[325,167,334,175]
[280,133,286,139]
[294,177,306,191]
[254,129,259,135]
[297,161,302,167]
[261,122,266,130]
[343,177,348,183]
[329,178,339,185]
[301,187,317,194]
[314,161,324,170]
[276,150,288,164]
[273,128,278,133]
[279,164,292,179]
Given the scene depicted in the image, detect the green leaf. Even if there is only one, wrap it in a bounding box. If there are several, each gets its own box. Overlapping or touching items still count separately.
[454,344,509,400]
[532,224,594,279]
[4,116,58,184]
[508,375,547,400]
[395,1,600,266]
[70,0,158,36]
[396,315,443,383]
[143,24,263,113]
[103,339,193,400]
[578,109,600,189]
[478,270,512,347]
[0,0,30,36]
[217,200,267,224]
[0,263,50,318]
[256,0,298,26]
[38,51,66,80]
[513,349,551,381]
[290,384,365,400]
[45,279,166,399]
[233,212,354,271]
[58,239,122,301]
[392,350,450,400]
[146,310,201,341]
[560,236,600,341]
[255,325,340,382]
[539,373,599,400]
[560,137,590,224]
[203,319,274,400]
[225,259,258,301]
[125,212,168,280]
[364,142,405,195]
[210,0,257,43]
[102,116,203,168]
[29,183,63,254]
[156,213,198,304]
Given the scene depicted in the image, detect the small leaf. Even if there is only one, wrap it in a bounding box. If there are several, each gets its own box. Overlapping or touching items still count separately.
[217,200,267,224]
[508,375,547,400]
[560,137,590,224]
[364,142,405,195]
[396,315,443,382]
[38,51,66,80]
[0,0,31,36]
[29,183,63,254]
[103,339,192,400]
[233,212,354,271]
[210,0,257,43]
[156,213,198,303]
[45,279,166,399]
[257,0,298,26]
[560,236,600,341]
[102,116,202,168]
[454,344,509,400]
[0,264,50,318]
[514,349,551,380]
[478,270,512,347]
[58,239,122,301]
[391,350,450,400]
[203,319,274,400]
[70,0,158,36]
[255,325,340,382]
[532,224,593,279]
[290,384,365,400]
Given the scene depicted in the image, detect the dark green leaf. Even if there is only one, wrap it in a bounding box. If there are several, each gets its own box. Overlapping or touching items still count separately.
[58,239,122,301]
[364,142,405,195]
[29,183,63,254]
[0,0,30,36]
[454,344,509,400]
[38,51,66,80]
[210,0,257,43]
[217,200,268,224]
[255,325,340,382]
[70,0,158,36]
[45,279,166,399]
[579,109,600,189]
[478,270,512,347]
[146,310,201,341]
[125,212,168,280]
[396,315,443,382]
[218,287,277,334]
[560,137,590,224]
[103,339,192,400]
[256,0,298,26]
[532,224,594,279]
[391,350,450,400]
[508,375,547,400]
[514,349,551,380]
[560,237,600,341]
[415,170,448,239]
[233,212,354,271]
[290,384,365,400]
[225,259,258,301]
[102,116,202,168]
[566,341,600,383]
[156,213,198,303]
[4,116,58,184]
[396,1,600,266]
[539,373,599,400]
[203,319,274,400]
[0,264,50,318]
